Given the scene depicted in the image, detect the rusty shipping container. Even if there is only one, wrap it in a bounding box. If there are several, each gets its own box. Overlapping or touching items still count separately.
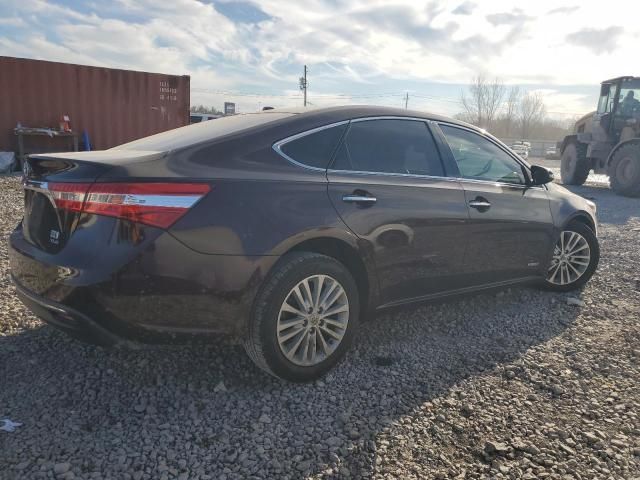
[0,56,190,152]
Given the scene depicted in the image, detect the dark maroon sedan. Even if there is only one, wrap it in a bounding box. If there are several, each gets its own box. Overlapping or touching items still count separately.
[9,106,599,381]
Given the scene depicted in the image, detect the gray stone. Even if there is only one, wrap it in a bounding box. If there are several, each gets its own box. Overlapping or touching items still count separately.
[258,414,271,424]
[53,463,71,475]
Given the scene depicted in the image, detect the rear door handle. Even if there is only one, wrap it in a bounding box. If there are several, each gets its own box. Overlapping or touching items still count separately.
[469,198,491,211]
[468,200,491,208]
[342,195,377,204]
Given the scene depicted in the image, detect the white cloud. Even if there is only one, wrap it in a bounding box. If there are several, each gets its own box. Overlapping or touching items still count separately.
[0,0,638,116]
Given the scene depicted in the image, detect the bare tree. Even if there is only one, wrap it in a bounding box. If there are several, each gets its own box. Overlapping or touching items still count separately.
[190,104,223,115]
[457,84,566,141]
[504,86,520,137]
[518,92,547,138]
[460,74,506,130]
[453,111,475,124]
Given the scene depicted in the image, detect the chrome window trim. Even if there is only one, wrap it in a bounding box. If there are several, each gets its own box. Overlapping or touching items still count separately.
[455,177,545,190]
[328,116,541,188]
[272,116,433,172]
[327,168,542,189]
[273,115,545,190]
[326,168,460,183]
[272,120,350,172]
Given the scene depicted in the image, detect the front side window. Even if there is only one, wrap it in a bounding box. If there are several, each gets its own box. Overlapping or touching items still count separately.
[279,123,348,169]
[439,124,527,185]
[331,119,444,176]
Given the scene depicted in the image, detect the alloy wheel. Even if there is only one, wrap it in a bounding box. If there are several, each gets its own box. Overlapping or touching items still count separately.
[277,274,349,366]
[547,230,591,285]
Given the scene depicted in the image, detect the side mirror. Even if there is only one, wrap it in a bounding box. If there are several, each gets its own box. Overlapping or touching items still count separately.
[530,165,554,185]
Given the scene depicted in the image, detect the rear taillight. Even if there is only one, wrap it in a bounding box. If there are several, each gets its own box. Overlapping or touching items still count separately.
[48,182,211,229]
[49,182,92,212]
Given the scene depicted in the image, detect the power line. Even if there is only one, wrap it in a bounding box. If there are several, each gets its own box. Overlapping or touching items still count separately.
[191,88,302,98]
[191,88,407,99]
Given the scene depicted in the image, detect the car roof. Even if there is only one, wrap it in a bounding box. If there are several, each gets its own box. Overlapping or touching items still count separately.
[272,105,478,129]
[116,105,484,152]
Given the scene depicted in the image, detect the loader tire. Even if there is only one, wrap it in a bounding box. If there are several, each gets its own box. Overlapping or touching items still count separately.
[561,142,590,186]
[609,143,640,197]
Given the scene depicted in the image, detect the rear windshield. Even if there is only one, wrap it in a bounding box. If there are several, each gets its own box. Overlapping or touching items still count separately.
[113,112,294,151]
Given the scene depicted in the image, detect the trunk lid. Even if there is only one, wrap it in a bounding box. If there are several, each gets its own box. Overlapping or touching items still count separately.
[22,150,163,253]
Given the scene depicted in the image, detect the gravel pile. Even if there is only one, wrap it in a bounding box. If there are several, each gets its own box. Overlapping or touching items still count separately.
[1,175,639,479]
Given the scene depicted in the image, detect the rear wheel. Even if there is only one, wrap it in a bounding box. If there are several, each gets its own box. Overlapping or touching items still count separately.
[609,143,640,197]
[543,222,599,292]
[244,252,359,382]
[561,142,590,185]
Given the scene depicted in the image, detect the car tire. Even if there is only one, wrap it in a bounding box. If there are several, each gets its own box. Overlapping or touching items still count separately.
[542,221,599,292]
[608,143,640,197]
[561,142,590,186]
[244,252,360,382]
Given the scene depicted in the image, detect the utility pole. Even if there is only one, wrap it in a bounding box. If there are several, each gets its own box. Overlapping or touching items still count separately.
[299,65,308,107]
[404,92,409,109]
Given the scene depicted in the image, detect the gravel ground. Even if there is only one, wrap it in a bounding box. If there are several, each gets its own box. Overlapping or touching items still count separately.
[1,173,639,480]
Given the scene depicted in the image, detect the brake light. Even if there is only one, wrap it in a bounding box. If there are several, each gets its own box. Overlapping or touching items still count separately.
[49,182,92,212]
[48,182,211,229]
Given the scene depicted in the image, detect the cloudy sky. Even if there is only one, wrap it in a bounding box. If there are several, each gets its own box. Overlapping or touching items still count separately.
[1,0,637,118]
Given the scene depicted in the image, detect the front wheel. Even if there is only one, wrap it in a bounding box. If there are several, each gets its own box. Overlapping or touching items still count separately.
[244,252,359,382]
[543,222,599,292]
[561,142,590,186]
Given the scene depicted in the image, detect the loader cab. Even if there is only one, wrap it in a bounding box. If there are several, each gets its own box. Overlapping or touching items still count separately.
[598,77,640,141]
[613,78,640,140]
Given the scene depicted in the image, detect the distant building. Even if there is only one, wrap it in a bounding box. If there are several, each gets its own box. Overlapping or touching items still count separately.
[224,102,236,115]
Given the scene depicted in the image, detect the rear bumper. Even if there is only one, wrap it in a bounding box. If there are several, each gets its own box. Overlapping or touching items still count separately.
[9,220,279,343]
[12,277,122,346]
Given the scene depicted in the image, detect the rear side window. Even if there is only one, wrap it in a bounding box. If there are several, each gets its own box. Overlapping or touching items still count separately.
[279,123,348,169]
[331,119,444,176]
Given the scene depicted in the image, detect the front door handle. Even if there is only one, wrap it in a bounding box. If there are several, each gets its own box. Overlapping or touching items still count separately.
[469,197,491,211]
[342,194,377,204]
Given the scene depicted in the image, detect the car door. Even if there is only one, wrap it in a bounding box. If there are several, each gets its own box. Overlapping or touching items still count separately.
[326,118,470,305]
[435,123,554,284]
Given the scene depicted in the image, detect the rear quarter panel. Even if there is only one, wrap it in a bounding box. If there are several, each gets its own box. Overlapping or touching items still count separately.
[167,144,359,256]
